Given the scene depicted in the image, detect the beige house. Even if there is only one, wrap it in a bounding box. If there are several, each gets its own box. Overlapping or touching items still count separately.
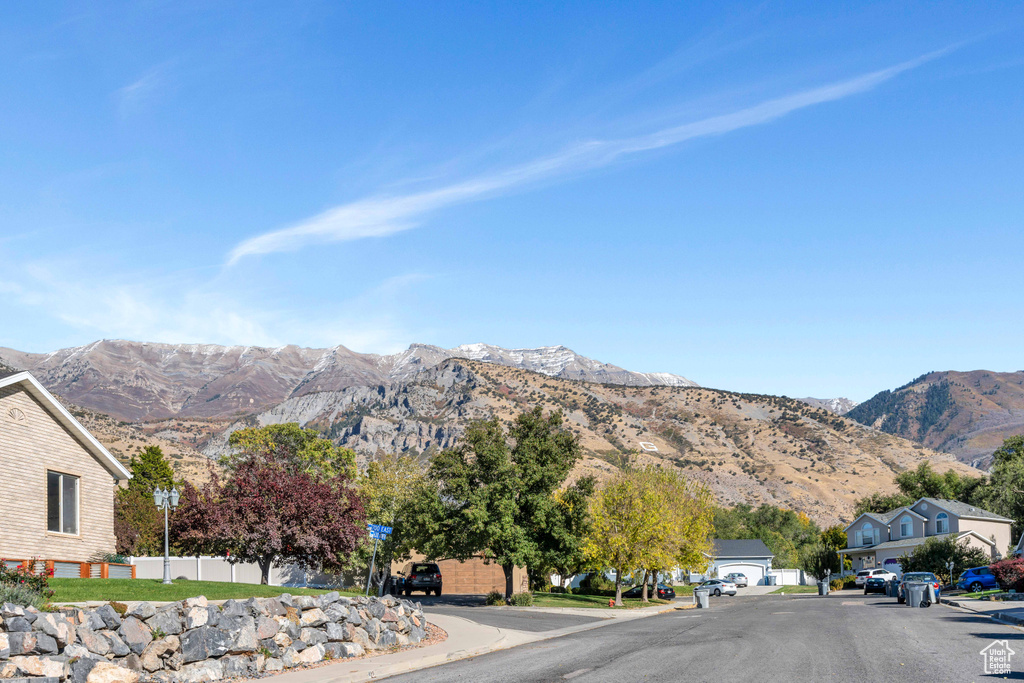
[839,497,1013,576]
[0,371,130,565]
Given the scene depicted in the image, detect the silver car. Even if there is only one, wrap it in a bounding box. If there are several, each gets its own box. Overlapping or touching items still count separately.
[700,579,738,596]
[724,572,748,587]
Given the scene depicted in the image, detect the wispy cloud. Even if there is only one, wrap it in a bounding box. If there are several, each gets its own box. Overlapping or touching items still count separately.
[116,64,169,118]
[227,49,950,265]
[0,262,423,353]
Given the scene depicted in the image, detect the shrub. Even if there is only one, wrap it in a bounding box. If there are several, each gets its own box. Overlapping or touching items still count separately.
[990,558,1024,592]
[0,560,53,602]
[509,592,534,607]
[0,583,48,610]
[485,591,505,606]
[579,572,615,592]
[549,585,567,594]
[829,576,857,591]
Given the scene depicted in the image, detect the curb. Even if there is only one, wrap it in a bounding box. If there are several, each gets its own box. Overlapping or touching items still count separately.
[940,598,1024,628]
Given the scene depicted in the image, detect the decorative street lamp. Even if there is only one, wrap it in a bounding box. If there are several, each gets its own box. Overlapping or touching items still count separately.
[153,486,180,585]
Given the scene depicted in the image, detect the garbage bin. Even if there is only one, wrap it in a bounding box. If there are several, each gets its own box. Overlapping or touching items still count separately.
[887,579,899,598]
[766,574,777,586]
[905,581,927,608]
[694,587,710,609]
[923,583,936,607]
[817,580,829,596]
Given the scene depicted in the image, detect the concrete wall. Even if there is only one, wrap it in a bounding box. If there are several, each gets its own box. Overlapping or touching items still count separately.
[0,385,117,562]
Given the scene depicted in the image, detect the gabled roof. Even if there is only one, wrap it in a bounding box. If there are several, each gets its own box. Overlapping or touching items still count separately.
[706,539,774,559]
[0,371,130,480]
[844,511,898,532]
[888,506,927,521]
[913,498,1012,523]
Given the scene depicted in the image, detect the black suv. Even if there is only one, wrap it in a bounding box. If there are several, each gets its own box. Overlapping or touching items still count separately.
[402,562,443,596]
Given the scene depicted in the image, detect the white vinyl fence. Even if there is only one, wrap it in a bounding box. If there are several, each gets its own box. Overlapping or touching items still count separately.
[129,556,348,588]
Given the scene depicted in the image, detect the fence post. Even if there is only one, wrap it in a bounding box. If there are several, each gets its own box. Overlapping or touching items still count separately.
[196,556,202,582]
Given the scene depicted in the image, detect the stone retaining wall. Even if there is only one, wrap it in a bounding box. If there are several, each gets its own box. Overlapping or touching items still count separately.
[0,593,426,683]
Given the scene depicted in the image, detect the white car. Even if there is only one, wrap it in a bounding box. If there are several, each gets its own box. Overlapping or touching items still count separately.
[700,579,738,596]
[854,569,896,587]
[724,572,748,587]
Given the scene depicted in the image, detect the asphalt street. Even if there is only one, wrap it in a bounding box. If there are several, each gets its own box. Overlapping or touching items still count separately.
[422,605,605,633]
[392,593,1024,682]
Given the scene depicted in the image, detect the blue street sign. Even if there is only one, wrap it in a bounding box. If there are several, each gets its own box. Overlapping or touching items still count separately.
[367,524,393,534]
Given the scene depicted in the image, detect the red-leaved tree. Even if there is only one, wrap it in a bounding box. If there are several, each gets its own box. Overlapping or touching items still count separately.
[990,557,1024,592]
[173,460,365,584]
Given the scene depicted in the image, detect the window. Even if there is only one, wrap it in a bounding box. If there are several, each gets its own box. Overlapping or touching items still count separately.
[860,522,877,545]
[900,516,912,538]
[936,512,948,534]
[46,471,78,535]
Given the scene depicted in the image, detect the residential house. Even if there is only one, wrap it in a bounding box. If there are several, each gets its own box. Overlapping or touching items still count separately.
[839,498,1013,576]
[0,371,130,565]
[704,539,775,585]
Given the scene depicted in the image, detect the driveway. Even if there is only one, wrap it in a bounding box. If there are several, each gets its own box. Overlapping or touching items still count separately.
[388,591,1024,681]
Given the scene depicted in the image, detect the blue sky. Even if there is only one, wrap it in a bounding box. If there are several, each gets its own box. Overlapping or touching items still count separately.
[1,2,1022,401]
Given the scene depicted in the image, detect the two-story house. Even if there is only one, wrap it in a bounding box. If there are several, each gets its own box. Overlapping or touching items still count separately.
[838,498,1013,576]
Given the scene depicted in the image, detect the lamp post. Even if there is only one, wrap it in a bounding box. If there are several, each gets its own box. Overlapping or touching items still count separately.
[153,486,180,585]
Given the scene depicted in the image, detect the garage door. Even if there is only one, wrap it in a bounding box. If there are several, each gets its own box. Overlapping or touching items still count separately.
[718,563,765,585]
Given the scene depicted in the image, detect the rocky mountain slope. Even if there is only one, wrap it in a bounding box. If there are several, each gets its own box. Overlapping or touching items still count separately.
[798,397,858,415]
[847,370,1024,468]
[148,359,972,526]
[0,340,696,422]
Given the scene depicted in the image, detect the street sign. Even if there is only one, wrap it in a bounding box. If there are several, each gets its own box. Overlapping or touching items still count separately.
[367,524,393,534]
[368,531,388,540]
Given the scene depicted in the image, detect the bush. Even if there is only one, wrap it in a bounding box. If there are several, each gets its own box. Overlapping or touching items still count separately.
[485,591,505,606]
[579,572,615,592]
[0,560,53,602]
[509,592,534,607]
[0,583,48,610]
[990,558,1024,592]
[549,585,567,594]
[830,576,857,591]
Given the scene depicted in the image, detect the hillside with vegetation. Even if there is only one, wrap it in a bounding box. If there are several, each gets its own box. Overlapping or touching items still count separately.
[847,370,1024,468]
[140,358,973,527]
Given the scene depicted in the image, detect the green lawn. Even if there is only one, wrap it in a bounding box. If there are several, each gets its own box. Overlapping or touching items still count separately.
[961,588,1003,599]
[769,585,818,594]
[49,579,359,603]
[531,593,671,609]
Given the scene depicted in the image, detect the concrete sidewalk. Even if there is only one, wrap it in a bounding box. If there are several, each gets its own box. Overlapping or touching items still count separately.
[264,601,693,682]
[941,596,1024,628]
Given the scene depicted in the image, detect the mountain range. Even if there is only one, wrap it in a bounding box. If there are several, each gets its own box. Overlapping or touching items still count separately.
[0,340,696,423]
[5,339,1015,523]
[846,370,1024,468]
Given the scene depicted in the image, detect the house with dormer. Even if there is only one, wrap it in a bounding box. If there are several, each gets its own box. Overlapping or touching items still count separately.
[838,498,1013,577]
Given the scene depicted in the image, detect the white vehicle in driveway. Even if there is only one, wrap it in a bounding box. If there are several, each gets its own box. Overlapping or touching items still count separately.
[724,572,748,587]
[854,569,896,587]
[700,579,738,596]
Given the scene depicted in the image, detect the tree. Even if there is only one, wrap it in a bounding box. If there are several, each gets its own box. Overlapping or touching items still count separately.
[173,459,366,584]
[713,504,820,569]
[114,446,179,556]
[536,476,595,591]
[584,467,713,605]
[410,407,582,599]
[893,461,983,502]
[896,536,990,585]
[224,423,357,481]
[800,544,841,580]
[357,454,428,593]
[820,525,847,551]
[853,492,914,516]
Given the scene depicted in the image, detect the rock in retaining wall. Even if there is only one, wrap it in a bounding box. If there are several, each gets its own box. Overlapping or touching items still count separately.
[0,593,426,682]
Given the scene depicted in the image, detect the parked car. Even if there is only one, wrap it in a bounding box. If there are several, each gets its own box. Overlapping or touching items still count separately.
[400,562,443,596]
[854,568,896,587]
[724,572,748,587]
[863,576,888,595]
[957,566,1000,593]
[699,579,737,597]
[897,572,941,604]
[622,583,677,600]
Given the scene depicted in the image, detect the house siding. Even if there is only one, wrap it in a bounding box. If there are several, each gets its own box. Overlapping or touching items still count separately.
[0,385,118,562]
[964,519,1012,559]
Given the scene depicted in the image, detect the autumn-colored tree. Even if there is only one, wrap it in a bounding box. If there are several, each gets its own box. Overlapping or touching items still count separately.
[357,453,428,593]
[173,459,365,584]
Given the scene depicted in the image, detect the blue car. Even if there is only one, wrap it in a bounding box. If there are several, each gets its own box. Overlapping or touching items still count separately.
[957,566,999,593]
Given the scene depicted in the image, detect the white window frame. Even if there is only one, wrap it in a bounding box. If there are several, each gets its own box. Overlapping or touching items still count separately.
[900,516,912,538]
[935,512,948,534]
[46,470,80,536]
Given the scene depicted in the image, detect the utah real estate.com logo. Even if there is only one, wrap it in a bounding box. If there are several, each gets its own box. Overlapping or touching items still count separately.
[980,640,1015,675]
